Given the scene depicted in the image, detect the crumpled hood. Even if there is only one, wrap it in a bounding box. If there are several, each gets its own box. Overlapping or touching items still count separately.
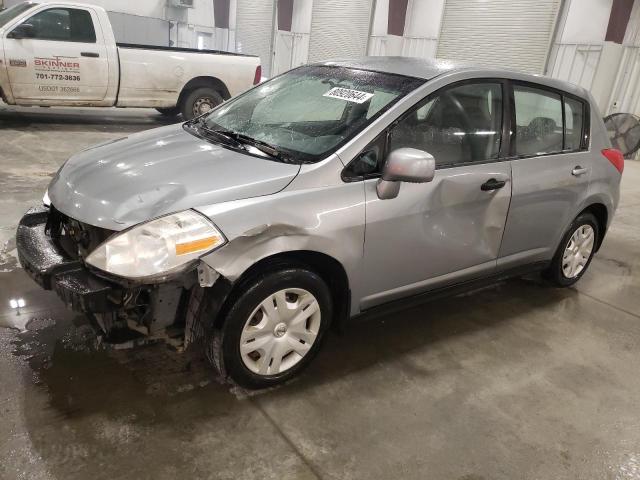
[48,124,300,231]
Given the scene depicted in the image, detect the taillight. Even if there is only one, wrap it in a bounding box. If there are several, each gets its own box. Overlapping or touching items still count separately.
[253,65,262,85]
[602,148,624,174]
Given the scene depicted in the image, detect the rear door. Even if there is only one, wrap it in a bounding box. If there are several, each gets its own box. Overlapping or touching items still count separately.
[4,5,109,103]
[357,80,512,309]
[498,83,592,268]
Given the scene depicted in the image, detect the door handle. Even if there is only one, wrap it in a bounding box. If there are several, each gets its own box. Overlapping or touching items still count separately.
[481,178,506,191]
[81,52,99,58]
[572,166,589,176]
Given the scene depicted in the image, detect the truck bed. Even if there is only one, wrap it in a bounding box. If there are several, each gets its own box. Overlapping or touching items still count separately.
[115,42,260,108]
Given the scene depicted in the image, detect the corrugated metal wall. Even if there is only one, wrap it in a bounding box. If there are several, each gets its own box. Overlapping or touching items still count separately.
[436,0,561,74]
[307,0,374,62]
[235,0,275,75]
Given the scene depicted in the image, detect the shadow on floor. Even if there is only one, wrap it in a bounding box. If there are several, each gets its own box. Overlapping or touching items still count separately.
[12,275,574,418]
[0,105,176,133]
[1,273,578,477]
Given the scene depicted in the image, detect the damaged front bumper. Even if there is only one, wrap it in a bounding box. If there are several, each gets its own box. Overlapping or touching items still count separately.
[16,206,119,313]
[16,206,211,346]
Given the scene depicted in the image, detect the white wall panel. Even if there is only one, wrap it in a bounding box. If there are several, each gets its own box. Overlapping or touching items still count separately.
[548,43,603,90]
[437,0,561,73]
[401,36,438,58]
[560,0,612,44]
[404,0,445,38]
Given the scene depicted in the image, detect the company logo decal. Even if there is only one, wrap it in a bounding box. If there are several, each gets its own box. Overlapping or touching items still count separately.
[9,59,27,67]
[34,57,80,72]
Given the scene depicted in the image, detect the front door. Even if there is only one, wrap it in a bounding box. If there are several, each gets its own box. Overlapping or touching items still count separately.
[498,84,592,267]
[357,81,512,309]
[4,6,108,103]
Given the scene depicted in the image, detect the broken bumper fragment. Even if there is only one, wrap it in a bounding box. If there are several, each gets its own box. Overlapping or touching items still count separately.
[16,206,118,313]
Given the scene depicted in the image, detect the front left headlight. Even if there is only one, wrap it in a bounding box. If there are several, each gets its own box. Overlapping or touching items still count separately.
[86,210,226,279]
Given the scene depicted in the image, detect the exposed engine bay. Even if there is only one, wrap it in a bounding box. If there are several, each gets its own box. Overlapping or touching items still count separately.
[27,206,203,348]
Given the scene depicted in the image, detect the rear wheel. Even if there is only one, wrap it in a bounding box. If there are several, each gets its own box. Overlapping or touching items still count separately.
[207,267,332,389]
[545,212,599,287]
[155,106,180,117]
[180,87,223,120]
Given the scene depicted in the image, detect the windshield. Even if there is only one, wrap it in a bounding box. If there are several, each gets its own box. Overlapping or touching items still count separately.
[0,3,33,28]
[198,65,423,163]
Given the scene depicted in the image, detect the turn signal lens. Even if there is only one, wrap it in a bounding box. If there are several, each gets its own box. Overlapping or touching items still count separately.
[602,148,624,174]
[175,236,222,256]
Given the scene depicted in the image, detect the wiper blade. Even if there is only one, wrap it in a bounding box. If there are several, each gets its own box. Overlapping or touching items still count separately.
[191,120,244,149]
[188,119,292,162]
[233,133,289,161]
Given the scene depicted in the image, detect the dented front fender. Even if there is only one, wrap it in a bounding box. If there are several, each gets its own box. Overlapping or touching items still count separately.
[196,181,366,314]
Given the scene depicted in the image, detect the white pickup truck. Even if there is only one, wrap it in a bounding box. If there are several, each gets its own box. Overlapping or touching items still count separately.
[0,1,261,119]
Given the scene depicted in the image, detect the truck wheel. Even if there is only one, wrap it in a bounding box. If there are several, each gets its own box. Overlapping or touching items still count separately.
[155,107,180,117]
[206,267,332,389]
[181,87,223,120]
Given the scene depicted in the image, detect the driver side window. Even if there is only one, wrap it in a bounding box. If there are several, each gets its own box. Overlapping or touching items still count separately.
[389,82,503,168]
[25,8,96,43]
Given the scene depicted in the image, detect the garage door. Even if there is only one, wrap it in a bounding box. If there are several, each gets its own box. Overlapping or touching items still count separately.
[307,0,374,63]
[436,0,561,74]
[235,0,274,76]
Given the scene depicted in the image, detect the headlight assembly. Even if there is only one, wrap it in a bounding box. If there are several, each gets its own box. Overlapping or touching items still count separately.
[85,210,226,279]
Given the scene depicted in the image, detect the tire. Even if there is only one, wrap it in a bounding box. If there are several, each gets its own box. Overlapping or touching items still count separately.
[155,106,180,117]
[180,87,223,120]
[207,267,332,389]
[545,212,599,287]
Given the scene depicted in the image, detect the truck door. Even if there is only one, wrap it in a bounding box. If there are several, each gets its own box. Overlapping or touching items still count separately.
[3,6,108,103]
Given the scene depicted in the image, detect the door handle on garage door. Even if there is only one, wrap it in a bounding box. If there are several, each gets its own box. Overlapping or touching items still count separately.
[572,166,589,176]
[481,178,506,191]
[81,52,99,58]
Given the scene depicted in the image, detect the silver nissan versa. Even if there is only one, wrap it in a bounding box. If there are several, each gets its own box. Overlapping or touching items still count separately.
[17,57,623,389]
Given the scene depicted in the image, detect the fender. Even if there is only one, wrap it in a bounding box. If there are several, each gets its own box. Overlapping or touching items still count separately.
[196,182,366,315]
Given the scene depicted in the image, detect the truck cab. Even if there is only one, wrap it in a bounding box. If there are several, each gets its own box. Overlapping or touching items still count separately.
[0,1,260,118]
[1,2,119,106]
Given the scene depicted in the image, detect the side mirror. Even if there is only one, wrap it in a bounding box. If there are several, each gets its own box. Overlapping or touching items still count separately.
[376,148,436,200]
[8,23,35,39]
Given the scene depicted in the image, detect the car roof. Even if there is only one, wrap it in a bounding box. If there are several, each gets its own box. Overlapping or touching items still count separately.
[319,56,458,80]
[317,56,591,102]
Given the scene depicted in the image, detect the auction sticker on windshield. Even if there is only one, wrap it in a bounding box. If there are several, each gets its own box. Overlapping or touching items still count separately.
[323,87,374,104]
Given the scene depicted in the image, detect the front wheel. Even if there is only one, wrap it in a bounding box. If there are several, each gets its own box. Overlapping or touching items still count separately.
[545,212,599,287]
[180,87,223,120]
[208,267,332,389]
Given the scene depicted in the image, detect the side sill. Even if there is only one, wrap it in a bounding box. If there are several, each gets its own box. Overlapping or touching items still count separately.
[354,261,549,321]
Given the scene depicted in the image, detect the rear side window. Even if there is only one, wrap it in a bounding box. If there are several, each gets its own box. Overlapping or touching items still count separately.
[26,8,96,43]
[564,97,585,151]
[513,86,563,156]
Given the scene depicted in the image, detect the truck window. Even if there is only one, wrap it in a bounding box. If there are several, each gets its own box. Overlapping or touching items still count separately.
[25,8,96,43]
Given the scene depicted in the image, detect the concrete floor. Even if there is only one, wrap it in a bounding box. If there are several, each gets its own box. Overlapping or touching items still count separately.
[1,104,640,480]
